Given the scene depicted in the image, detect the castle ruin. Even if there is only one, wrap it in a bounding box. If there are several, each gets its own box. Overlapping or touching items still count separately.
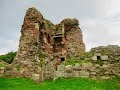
[14,7,85,64]
[2,7,120,82]
[4,7,85,82]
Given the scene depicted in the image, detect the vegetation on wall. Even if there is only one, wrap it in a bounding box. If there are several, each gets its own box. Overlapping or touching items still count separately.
[0,63,6,67]
[62,52,93,65]
[39,53,47,67]
[0,52,16,64]
[44,19,54,28]
[90,45,120,55]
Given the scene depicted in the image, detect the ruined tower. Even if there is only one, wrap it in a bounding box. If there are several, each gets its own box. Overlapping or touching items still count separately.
[5,7,85,82]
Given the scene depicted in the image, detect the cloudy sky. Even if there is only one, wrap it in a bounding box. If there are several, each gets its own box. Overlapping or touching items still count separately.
[0,0,120,55]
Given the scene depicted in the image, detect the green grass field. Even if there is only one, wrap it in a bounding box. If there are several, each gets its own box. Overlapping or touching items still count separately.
[0,77,120,90]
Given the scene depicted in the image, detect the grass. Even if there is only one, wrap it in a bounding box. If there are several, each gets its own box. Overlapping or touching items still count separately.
[62,57,92,66]
[0,77,120,90]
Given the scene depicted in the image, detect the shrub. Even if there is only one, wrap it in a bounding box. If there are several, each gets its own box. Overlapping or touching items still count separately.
[0,52,16,64]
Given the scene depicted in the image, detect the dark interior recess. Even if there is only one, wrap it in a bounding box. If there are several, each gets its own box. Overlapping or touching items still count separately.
[54,37,62,43]
[61,57,65,62]
[47,35,50,43]
[97,56,101,60]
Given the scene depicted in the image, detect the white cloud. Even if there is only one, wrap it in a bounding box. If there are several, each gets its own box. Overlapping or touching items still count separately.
[0,40,19,55]
[1,0,120,54]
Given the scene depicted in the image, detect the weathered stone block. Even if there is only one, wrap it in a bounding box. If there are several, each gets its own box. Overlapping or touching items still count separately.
[95,64,100,68]
[102,64,109,68]
[101,55,108,60]
[81,62,93,70]
[31,74,40,82]
[79,70,89,78]
[73,71,80,77]
[92,56,97,61]
[54,71,66,80]
[94,53,101,56]
[57,65,65,71]
[0,67,4,76]
[89,72,96,76]
[35,23,39,29]
[66,72,73,78]
[65,65,73,73]
[101,76,110,79]
[4,71,22,77]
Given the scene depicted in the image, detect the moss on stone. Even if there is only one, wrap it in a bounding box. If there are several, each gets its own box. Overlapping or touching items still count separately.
[79,52,93,60]
[38,53,47,67]
[44,19,54,28]
[0,63,5,67]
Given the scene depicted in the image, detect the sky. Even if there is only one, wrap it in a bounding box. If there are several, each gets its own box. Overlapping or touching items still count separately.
[0,0,120,55]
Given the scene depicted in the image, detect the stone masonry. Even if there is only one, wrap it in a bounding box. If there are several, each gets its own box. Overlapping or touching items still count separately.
[4,7,85,82]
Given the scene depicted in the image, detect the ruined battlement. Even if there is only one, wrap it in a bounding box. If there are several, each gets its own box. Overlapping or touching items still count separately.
[25,7,43,21]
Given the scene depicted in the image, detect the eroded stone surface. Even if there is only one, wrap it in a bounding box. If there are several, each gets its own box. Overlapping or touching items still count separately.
[4,7,85,82]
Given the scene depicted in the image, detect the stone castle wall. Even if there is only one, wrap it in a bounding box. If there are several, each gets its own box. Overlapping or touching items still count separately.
[65,26,85,57]
[54,63,120,80]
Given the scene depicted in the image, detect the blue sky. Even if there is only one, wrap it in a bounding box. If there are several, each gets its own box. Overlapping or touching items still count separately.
[0,0,120,54]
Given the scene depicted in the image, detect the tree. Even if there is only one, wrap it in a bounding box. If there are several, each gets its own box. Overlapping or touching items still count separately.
[0,52,16,64]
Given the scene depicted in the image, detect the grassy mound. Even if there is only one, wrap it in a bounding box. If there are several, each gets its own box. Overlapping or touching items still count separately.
[0,77,120,90]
